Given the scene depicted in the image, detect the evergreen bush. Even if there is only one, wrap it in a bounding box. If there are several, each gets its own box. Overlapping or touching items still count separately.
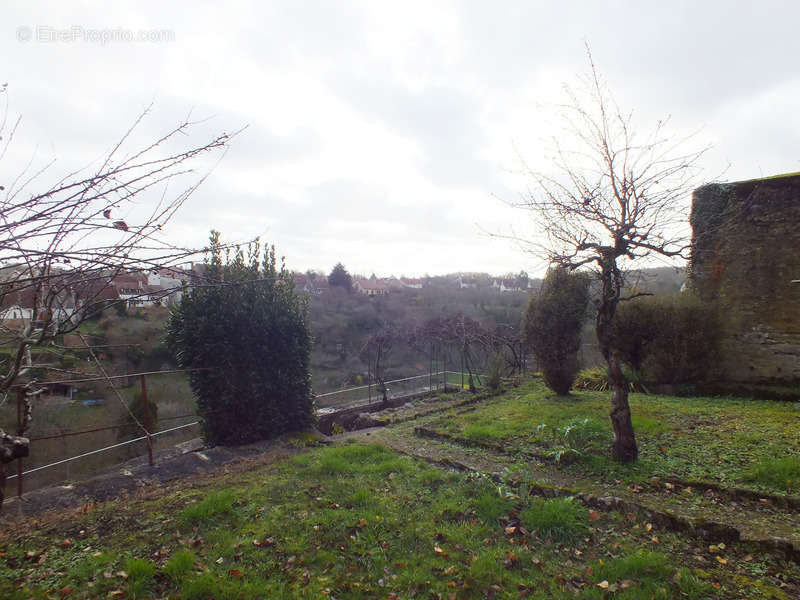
[522,267,590,395]
[166,232,314,445]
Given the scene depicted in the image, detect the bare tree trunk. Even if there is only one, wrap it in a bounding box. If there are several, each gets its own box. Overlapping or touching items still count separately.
[607,354,637,461]
[0,432,29,509]
[596,262,638,462]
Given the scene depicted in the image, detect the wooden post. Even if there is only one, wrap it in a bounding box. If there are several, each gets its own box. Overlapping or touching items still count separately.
[16,389,23,498]
[140,374,154,467]
[428,345,432,394]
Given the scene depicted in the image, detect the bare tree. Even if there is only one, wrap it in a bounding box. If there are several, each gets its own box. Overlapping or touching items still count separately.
[360,324,398,404]
[516,50,707,461]
[0,93,235,505]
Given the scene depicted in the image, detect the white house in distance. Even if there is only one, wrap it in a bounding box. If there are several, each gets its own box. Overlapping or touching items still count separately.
[457,275,478,289]
[492,278,528,293]
[400,277,423,289]
[354,279,390,296]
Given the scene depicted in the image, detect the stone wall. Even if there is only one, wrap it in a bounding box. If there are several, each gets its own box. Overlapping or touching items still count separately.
[689,173,800,384]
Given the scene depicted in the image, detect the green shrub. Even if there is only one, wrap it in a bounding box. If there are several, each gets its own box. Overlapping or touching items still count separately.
[117,391,158,445]
[537,417,611,463]
[167,232,314,446]
[523,267,590,395]
[519,496,588,542]
[574,367,608,391]
[612,294,720,384]
[486,354,504,391]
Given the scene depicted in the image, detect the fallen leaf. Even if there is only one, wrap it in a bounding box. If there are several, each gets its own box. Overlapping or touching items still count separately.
[596,580,610,589]
[588,510,601,521]
[716,556,728,565]
[229,569,243,579]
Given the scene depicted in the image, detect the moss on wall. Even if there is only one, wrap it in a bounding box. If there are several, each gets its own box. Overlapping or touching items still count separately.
[689,173,800,384]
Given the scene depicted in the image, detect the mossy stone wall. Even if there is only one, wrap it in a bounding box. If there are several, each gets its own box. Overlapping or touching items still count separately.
[689,174,800,384]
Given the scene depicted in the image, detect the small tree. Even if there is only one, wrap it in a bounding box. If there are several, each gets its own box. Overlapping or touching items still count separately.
[328,262,353,292]
[516,49,707,461]
[360,324,398,404]
[523,267,590,395]
[0,95,233,507]
[166,232,314,446]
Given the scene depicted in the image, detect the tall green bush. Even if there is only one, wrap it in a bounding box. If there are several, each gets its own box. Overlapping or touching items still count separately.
[522,267,590,395]
[166,232,314,445]
[612,293,720,384]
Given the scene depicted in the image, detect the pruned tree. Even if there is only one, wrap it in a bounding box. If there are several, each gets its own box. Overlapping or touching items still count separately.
[359,324,399,404]
[488,323,525,377]
[0,94,234,506]
[516,49,707,461]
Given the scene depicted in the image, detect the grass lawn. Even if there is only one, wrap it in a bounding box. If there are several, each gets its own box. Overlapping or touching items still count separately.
[2,441,798,599]
[421,380,800,496]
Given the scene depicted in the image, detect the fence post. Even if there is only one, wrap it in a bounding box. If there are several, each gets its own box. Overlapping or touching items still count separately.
[16,389,24,498]
[140,374,154,467]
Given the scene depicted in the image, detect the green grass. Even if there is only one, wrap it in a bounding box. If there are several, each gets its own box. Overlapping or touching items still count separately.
[744,457,800,490]
[520,496,589,542]
[125,557,156,599]
[422,380,800,494]
[164,549,197,583]
[179,490,236,524]
[3,441,791,599]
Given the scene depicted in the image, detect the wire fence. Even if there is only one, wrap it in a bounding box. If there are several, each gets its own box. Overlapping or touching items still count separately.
[2,368,201,500]
[3,368,482,500]
[314,370,472,410]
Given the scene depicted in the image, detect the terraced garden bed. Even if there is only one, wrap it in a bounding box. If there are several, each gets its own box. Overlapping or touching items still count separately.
[419,380,800,497]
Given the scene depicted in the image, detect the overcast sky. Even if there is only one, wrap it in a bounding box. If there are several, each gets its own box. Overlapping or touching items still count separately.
[4,1,800,277]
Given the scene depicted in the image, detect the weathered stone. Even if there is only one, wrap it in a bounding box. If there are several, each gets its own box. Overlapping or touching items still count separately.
[690,173,800,385]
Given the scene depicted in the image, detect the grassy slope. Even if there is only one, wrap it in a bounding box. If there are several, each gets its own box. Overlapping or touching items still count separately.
[422,380,800,496]
[2,441,797,599]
